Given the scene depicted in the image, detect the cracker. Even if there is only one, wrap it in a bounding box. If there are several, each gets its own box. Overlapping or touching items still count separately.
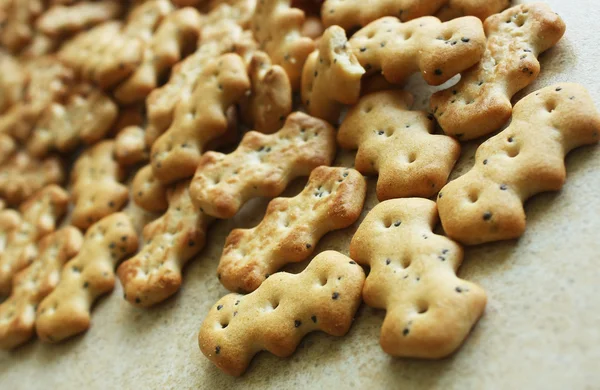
[240,51,292,133]
[0,226,82,349]
[251,0,315,89]
[338,90,460,201]
[36,0,123,37]
[0,185,69,296]
[0,51,25,114]
[115,126,149,167]
[437,83,600,245]
[132,164,168,213]
[219,166,366,293]
[150,53,250,184]
[198,250,365,376]
[0,151,65,207]
[145,20,246,141]
[348,16,486,85]
[118,180,214,307]
[58,21,143,89]
[70,141,129,230]
[350,198,487,358]
[0,56,74,142]
[27,83,118,157]
[322,0,509,30]
[301,25,364,123]
[430,3,566,140]
[0,0,44,52]
[36,213,138,343]
[189,112,336,219]
[114,7,203,104]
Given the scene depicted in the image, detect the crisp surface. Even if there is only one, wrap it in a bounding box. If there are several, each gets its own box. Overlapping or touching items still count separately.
[1,0,600,388]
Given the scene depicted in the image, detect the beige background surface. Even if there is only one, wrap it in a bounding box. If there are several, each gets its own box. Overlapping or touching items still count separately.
[2,0,600,389]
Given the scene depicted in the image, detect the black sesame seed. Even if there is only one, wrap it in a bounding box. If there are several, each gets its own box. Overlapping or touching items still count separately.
[483,211,493,221]
[394,221,401,227]
[121,236,127,242]
[386,259,391,265]
[500,184,508,190]
[83,282,89,288]
[556,87,562,91]
[217,304,223,310]
[349,261,356,265]
[483,159,488,165]
[311,315,317,323]
[235,300,240,306]
[461,37,470,42]
[332,292,340,300]
[360,47,366,52]
[135,297,141,304]
[306,243,312,249]
[109,242,116,249]
[434,69,442,75]
[403,328,410,336]
[188,240,195,247]
[455,287,463,293]
[108,201,115,207]
[215,346,221,354]
[233,311,238,317]
[294,320,302,327]
[427,113,434,120]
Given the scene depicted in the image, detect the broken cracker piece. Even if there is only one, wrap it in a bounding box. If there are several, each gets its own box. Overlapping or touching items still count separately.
[70,141,128,230]
[348,15,486,86]
[338,90,460,200]
[199,250,365,376]
[219,166,366,293]
[189,112,336,219]
[36,213,138,343]
[437,83,600,245]
[350,198,487,358]
[301,25,364,124]
[430,3,566,140]
[0,226,83,349]
[118,180,214,307]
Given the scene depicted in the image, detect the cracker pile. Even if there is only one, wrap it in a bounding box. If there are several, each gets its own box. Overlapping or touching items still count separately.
[0,0,598,380]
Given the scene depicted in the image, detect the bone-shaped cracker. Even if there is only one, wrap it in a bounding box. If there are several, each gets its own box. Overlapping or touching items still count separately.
[36,0,123,37]
[0,52,25,114]
[219,166,366,293]
[115,126,148,167]
[322,0,509,30]
[348,16,485,86]
[338,90,460,201]
[27,83,118,157]
[0,56,74,142]
[0,226,82,349]
[58,21,143,89]
[438,83,600,245]
[118,180,214,307]
[190,112,336,219]
[132,164,168,213]
[251,0,315,89]
[199,250,365,376]
[241,50,292,133]
[0,0,43,52]
[430,3,566,140]
[0,151,65,207]
[71,140,128,230]
[58,0,172,89]
[0,185,69,296]
[151,53,250,184]
[301,25,364,124]
[350,198,487,358]
[114,7,203,104]
[36,213,138,343]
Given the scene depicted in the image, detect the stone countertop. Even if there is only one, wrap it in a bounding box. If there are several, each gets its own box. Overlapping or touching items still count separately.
[1,0,599,388]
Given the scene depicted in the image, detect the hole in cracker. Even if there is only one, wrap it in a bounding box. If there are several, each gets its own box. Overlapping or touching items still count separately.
[506,146,520,158]
[416,301,429,314]
[220,320,229,329]
[545,100,557,113]
[364,105,373,113]
[408,153,417,164]
[468,190,479,203]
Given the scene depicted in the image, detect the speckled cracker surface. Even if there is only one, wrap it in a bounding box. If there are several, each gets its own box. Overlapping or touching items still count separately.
[218,166,366,293]
[437,83,600,245]
[199,250,365,376]
[350,198,487,358]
